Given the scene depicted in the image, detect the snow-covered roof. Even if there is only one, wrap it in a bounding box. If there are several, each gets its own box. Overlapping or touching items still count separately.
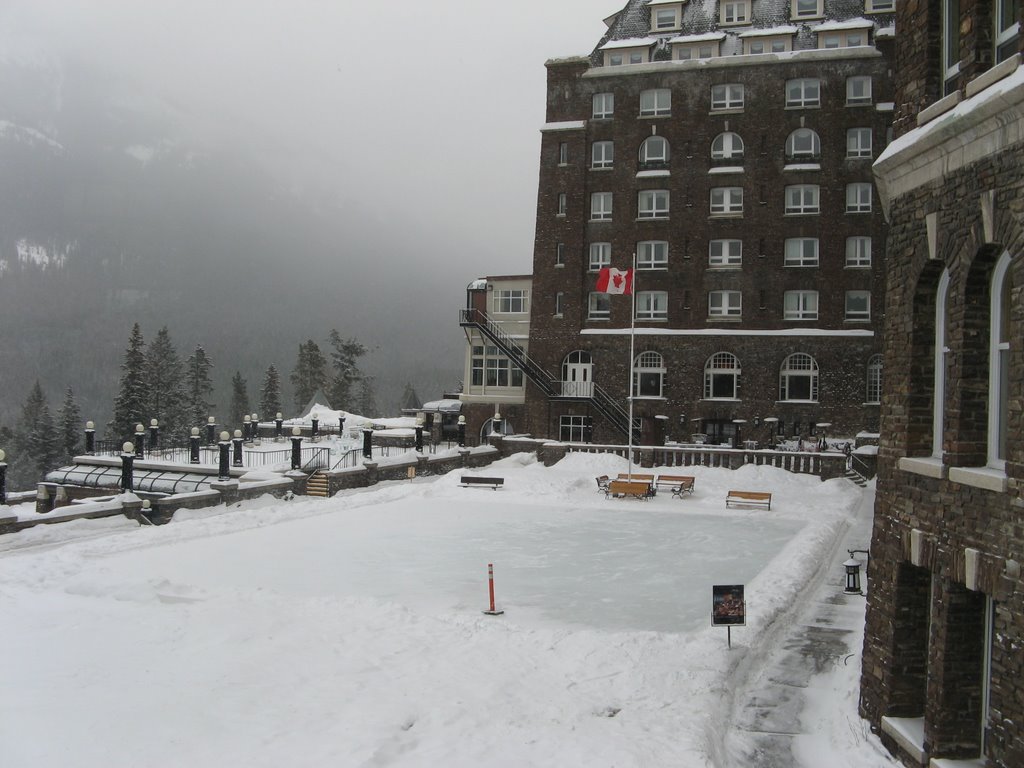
[708,166,744,174]
[813,17,873,32]
[669,32,726,44]
[636,169,670,178]
[646,0,684,5]
[876,25,895,39]
[599,36,658,51]
[421,399,462,413]
[738,26,798,38]
[467,278,488,290]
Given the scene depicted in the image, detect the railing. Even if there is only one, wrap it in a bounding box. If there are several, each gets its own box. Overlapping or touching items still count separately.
[560,380,594,398]
[330,441,454,470]
[459,308,557,396]
[301,448,332,472]
[565,442,849,477]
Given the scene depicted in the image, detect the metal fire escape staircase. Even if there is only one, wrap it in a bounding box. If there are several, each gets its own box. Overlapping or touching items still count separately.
[459,308,638,441]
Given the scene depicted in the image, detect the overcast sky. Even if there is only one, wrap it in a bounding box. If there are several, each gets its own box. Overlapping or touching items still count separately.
[1,0,609,277]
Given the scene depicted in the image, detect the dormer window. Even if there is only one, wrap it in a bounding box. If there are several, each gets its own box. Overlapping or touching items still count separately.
[791,0,823,19]
[600,38,656,67]
[740,26,797,55]
[671,32,725,60]
[648,1,684,32]
[720,1,749,25]
[815,20,873,49]
[865,0,895,11]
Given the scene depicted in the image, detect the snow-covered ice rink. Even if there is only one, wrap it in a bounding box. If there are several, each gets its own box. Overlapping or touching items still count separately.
[0,452,890,767]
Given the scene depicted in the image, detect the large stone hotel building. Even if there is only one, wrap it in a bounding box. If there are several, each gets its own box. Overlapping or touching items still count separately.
[460,0,895,445]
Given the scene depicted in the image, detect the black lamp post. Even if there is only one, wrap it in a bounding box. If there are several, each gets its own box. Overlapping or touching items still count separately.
[763,417,778,449]
[457,415,466,448]
[243,415,252,443]
[218,431,231,480]
[338,415,346,438]
[275,412,284,440]
[311,413,319,441]
[134,424,145,458]
[251,413,260,443]
[120,442,135,491]
[492,409,503,436]
[362,428,373,460]
[0,448,7,504]
[206,416,217,445]
[149,419,159,452]
[415,415,424,453]
[189,427,201,464]
[232,430,244,467]
[84,421,96,455]
[290,427,303,470]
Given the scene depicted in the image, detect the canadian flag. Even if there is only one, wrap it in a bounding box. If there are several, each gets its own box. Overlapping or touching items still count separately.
[596,267,633,295]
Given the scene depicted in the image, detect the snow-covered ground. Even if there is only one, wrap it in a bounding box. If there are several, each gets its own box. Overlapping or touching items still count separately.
[0,452,892,767]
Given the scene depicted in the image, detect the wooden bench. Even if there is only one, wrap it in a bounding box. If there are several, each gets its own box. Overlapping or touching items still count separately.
[726,490,772,509]
[657,475,695,498]
[461,476,504,490]
[606,480,654,500]
[617,473,655,482]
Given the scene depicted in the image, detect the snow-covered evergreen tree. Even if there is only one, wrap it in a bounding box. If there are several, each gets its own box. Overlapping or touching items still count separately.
[145,327,188,440]
[57,386,82,462]
[11,381,61,489]
[327,330,367,410]
[357,376,378,418]
[229,371,250,430]
[260,364,283,417]
[291,340,328,412]
[108,324,149,443]
[400,382,421,411]
[184,345,215,430]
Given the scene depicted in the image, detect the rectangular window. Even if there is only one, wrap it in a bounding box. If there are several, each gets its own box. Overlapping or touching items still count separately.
[558,142,568,165]
[711,83,745,110]
[771,38,789,52]
[748,40,765,54]
[559,415,590,442]
[846,183,873,212]
[846,76,872,105]
[845,291,871,321]
[721,1,749,23]
[709,239,742,267]
[640,88,671,117]
[593,92,614,119]
[996,0,1021,61]
[589,242,611,272]
[866,0,895,10]
[591,192,613,221]
[846,31,865,46]
[676,46,693,60]
[609,53,623,66]
[636,291,669,320]
[943,0,961,88]
[784,184,820,214]
[654,7,679,29]
[637,240,669,269]
[557,193,567,215]
[784,238,819,266]
[847,128,873,158]
[591,141,614,169]
[709,290,742,317]
[846,236,872,267]
[555,292,564,316]
[786,78,820,107]
[484,353,524,388]
[470,345,485,386]
[710,187,743,215]
[493,289,529,314]
[588,292,611,319]
[793,0,823,18]
[629,52,644,64]
[822,34,841,48]
[784,290,818,319]
[638,189,670,219]
[555,242,565,266]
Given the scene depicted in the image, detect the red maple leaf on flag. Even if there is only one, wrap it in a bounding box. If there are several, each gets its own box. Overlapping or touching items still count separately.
[613,273,624,289]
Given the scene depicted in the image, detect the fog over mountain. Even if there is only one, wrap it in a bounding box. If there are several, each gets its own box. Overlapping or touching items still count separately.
[0,0,604,428]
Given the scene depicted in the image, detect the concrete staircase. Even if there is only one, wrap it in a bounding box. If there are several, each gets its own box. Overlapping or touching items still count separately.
[306,471,330,498]
[843,467,869,487]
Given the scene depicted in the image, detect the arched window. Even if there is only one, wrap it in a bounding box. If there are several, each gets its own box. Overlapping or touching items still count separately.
[711,131,744,160]
[639,135,670,167]
[866,354,883,404]
[780,353,818,401]
[785,128,821,160]
[989,253,1012,467]
[933,269,951,458]
[633,351,665,398]
[704,352,740,399]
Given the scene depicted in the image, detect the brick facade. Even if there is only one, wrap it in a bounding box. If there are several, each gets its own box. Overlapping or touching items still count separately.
[858,2,1024,765]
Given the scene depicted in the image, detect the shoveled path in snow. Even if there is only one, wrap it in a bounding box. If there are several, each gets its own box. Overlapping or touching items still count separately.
[722,485,899,767]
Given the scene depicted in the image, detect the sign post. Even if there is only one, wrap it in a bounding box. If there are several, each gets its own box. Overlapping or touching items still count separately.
[712,584,746,649]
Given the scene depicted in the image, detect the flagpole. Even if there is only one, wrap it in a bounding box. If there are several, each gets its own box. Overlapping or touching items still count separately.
[627,250,637,481]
